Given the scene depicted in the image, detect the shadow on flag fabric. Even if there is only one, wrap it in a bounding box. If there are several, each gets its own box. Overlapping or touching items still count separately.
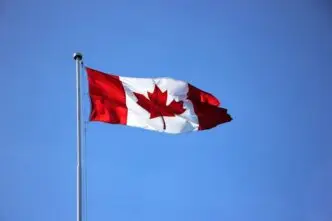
[86,67,232,134]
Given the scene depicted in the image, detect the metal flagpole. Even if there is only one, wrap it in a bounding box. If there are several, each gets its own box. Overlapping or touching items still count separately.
[73,52,83,221]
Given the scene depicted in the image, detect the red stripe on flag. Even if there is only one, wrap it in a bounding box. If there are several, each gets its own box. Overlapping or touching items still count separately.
[86,67,128,125]
[187,84,232,130]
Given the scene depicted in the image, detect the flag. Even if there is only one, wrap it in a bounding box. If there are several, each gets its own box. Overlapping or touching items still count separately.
[86,67,232,134]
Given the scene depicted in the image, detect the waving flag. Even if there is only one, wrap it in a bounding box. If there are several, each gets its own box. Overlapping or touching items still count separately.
[86,67,232,134]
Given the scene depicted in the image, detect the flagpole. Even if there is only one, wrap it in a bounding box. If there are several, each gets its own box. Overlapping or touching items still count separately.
[73,52,83,221]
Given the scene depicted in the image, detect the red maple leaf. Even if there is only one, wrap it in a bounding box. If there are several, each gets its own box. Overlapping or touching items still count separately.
[133,85,186,130]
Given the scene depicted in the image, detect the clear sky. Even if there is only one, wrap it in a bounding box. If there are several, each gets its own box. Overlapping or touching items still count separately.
[1,0,331,221]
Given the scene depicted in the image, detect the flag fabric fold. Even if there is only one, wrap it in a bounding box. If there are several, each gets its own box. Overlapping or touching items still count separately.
[86,67,232,134]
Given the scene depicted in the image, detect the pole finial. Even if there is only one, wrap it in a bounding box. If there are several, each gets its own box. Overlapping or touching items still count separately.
[73,52,83,61]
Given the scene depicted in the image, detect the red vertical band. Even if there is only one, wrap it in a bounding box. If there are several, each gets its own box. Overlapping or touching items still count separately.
[187,84,232,130]
[86,67,127,125]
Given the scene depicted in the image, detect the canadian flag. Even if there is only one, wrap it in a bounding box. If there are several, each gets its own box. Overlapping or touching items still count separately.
[86,67,232,134]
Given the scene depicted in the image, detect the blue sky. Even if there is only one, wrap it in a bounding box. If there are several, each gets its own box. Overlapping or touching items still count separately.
[1,0,332,221]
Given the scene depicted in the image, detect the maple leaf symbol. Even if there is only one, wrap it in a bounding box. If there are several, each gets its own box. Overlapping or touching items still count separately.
[133,85,186,130]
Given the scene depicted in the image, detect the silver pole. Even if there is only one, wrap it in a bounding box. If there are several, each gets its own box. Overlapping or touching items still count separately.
[73,52,83,221]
